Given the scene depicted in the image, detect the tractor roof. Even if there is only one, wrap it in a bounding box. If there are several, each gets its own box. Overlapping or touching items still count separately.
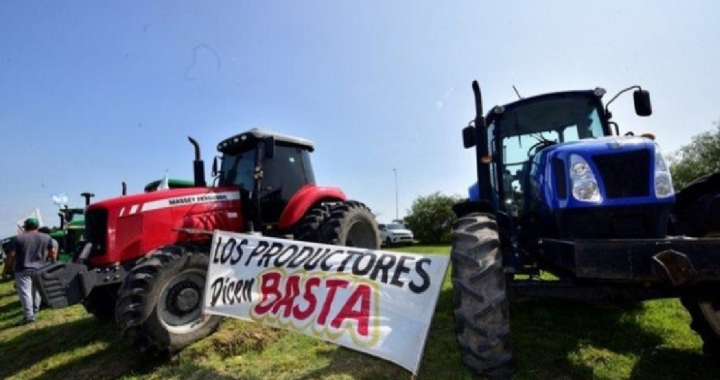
[217,128,315,153]
[487,90,600,119]
[486,89,604,137]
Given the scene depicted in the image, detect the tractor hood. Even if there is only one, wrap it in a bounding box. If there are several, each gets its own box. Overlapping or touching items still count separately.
[83,187,243,266]
[87,187,238,213]
[65,220,85,230]
[524,135,676,239]
[531,135,674,212]
[538,136,656,157]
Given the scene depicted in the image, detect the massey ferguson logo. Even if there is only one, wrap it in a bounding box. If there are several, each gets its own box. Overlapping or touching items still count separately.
[168,194,229,205]
[119,191,240,217]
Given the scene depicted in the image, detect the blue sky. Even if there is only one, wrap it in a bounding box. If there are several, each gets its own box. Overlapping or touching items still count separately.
[1,1,719,236]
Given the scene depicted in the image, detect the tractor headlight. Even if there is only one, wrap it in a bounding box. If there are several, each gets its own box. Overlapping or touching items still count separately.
[654,148,674,198]
[570,161,590,177]
[569,154,602,202]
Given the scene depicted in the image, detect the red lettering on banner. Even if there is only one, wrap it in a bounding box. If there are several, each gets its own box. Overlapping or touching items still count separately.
[251,270,379,346]
[331,283,371,336]
[293,276,320,319]
[255,271,282,315]
[317,278,349,325]
[271,274,301,318]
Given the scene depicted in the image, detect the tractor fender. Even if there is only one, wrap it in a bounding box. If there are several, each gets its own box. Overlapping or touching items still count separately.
[453,199,495,218]
[278,185,346,230]
[671,172,720,236]
[674,172,720,212]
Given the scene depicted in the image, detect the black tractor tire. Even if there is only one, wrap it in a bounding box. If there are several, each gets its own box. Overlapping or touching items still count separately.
[682,299,720,355]
[677,182,720,355]
[115,244,222,355]
[319,201,381,249]
[451,213,514,379]
[82,284,119,321]
[294,204,330,242]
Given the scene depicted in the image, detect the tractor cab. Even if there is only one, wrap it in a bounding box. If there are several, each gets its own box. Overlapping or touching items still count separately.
[216,128,318,229]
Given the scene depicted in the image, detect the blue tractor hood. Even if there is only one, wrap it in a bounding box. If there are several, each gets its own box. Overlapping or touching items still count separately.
[532,135,675,211]
[541,135,655,156]
[468,135,676,211]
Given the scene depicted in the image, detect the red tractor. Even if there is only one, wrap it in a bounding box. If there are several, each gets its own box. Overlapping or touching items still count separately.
[36,128,380,354]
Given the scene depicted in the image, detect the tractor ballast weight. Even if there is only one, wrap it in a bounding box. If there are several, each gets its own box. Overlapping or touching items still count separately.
[451,81,720,378]
[34,128,380,355]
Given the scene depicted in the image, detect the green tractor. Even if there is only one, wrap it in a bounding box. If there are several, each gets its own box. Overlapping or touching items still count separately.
[143,178,195,192]
[52,192,95,262]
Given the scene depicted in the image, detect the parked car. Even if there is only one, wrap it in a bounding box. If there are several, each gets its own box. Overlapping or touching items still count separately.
[379,223,414,246]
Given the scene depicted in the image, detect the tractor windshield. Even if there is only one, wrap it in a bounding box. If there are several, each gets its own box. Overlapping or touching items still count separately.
[218,148,257,191]
[66,210,84,224]
[490,93,607,215]
[261,145,316,197]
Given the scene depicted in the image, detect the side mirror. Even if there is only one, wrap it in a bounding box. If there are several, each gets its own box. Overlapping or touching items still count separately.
[211,156,218,177]
[264,136,276,159]
[633,89,652,117]
[462,126,476,148]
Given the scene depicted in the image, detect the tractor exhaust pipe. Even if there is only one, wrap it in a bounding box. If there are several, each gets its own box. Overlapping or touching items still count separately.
[81,192,95,206]
[472,81,492,202]
[188,136,207,187]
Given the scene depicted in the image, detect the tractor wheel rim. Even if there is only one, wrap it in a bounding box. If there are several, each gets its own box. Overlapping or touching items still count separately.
[346,219,376,248]
[175,286,201,312]
[158,269,208,334]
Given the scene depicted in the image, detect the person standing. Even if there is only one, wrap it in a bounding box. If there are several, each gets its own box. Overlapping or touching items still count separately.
[5,218,56,325]
[38,227,59,263]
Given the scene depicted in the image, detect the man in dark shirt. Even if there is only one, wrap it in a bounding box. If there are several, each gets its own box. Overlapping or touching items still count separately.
[6,218,56,325]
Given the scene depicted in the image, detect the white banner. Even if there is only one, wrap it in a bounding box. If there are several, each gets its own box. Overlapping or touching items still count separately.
[203,231,449,374]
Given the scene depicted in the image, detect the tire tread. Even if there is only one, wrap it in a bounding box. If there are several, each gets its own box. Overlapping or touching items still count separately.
[451,212,514,379]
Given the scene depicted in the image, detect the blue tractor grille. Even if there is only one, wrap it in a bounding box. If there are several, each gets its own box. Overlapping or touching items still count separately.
[592,150,650,198]
[84,208,108,257]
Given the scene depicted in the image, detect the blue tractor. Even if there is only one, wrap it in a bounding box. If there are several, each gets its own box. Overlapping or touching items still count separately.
[452,81,720,378]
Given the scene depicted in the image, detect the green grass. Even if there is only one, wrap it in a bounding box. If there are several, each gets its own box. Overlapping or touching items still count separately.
[1,247,718,380]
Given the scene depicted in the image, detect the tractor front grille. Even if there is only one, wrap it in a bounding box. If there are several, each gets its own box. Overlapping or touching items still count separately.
[592,150,650,198]
[553,158,568,200]
[84,208,108,257]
